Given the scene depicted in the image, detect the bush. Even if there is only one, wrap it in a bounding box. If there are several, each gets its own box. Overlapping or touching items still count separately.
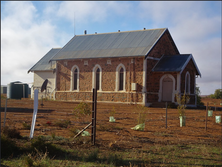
[22,149,50,167]
[1,135,20,158]
[109,106,116,117]
[73,102,91,118]
[196,85,204,106]
[30,136,69,158]
[22,122,31,130]
[134,105,148,124]
[54,119,71,128]
[73,102,91,123]
[176,92,190,116]
[210,89,222,99]
[68,126,79,138]
[1,126,21,139]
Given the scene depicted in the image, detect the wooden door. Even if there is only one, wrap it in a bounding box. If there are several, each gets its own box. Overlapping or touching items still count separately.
[162,77,173,101]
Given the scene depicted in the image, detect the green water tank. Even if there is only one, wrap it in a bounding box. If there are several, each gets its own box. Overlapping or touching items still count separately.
[7,81,29,99]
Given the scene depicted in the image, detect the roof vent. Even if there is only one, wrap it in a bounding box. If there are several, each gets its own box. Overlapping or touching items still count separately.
[118,30,120,32]
[84,30,87,35]
[144,28,146,30]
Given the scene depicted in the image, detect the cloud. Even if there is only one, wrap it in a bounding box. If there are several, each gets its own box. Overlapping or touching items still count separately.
[1,1,67,85]
[1,1,221,95]
[57,1,133,25]
[136,1,221,95]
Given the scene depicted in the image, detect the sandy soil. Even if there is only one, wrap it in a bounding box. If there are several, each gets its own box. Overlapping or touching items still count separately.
[1,97,222,148]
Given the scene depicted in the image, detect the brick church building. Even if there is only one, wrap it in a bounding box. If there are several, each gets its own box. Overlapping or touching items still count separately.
[31,28,201,107]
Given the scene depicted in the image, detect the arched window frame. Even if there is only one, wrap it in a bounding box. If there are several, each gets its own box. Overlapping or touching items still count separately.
[115,63,126,91]
[92,64,102,91]
[70,65,79,91]
[185,71,190,94]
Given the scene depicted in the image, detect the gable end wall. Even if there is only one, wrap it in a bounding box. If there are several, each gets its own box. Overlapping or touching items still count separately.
[145,31,180,104]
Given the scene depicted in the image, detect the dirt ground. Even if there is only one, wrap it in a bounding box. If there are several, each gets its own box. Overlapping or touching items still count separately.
[1,97,222,149]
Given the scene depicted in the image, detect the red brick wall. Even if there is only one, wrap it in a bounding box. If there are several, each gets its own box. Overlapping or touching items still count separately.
[55,57,144,103]
[180,59,197,105]
[145,30,180,103]
[181,59,196,94]
[147,30,179,59]
[55,30,192,105]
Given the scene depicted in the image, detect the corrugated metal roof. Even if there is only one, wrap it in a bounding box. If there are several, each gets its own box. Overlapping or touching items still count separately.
[51,28,166,61]
[28,48,61,73]
[152,54,201,76]
[152,54,191,72]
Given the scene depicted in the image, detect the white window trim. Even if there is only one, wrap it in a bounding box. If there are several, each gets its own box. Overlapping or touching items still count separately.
[70,65,79,91]
[115,63,126,91]
[185,71,190,94]
[92,64,102,91]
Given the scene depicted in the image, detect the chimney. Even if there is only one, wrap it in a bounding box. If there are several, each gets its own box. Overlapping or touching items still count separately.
[84,30,87,35]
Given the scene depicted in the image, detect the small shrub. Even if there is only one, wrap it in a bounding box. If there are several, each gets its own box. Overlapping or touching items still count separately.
[73,102,91,124]
[68,127,79,138]
[73,102,91,117]
[134,105,148,124]
[83,148,99,162]
[22,122,31,130]
[1,126,21,139]
[31,136,48,153]
[1,134,20,158]
[51,132,56,139]
[22,148,50,167]
[176,92,190,116]
[54,119,71,128]
[109,106,116,117]
[23,154,34,167]
[105,153,123,166]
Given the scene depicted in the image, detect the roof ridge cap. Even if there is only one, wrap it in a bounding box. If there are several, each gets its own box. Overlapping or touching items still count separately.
[75,28,167,36]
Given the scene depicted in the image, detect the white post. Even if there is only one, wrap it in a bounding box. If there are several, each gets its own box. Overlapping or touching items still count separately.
[142,59,147,106]
[4,98,7,127]
[30,89,39,139]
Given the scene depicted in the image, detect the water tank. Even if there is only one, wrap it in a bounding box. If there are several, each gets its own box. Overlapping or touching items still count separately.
[7,81,29,99]
[1,85,7,94]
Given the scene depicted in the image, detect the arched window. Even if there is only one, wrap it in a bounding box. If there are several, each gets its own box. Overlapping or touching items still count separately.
[185,72,190,94]
[119,68,124,90]
[73,69,78,90]
[116,64,126,91]
[96,68,100,90]
[71,65,79,91]
[92,64,102,91]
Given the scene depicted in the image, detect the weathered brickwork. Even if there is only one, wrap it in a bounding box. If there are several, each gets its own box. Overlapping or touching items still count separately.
[144,30,179,104]
[55,91,143,103]
[180,59,197,105]
[146,71,178,103]
[148,30,179,58]
[55,30,198,106]
[55,57,144,103]
[181,59,196,94]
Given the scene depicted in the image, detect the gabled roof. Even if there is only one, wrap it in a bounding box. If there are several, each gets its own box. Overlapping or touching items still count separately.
[51,28,171,61]
[152,54,201,77]
[28,48,61,73]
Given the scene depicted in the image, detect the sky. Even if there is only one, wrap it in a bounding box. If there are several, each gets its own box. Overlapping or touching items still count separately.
[1,1,221,95]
